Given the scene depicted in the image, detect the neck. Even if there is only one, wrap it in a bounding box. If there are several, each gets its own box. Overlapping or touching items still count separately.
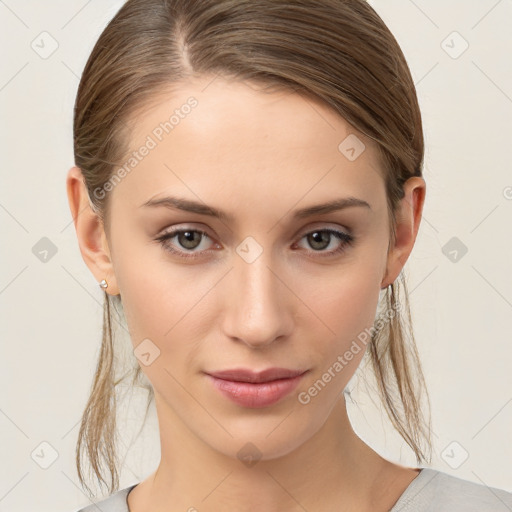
[128,394,408,512]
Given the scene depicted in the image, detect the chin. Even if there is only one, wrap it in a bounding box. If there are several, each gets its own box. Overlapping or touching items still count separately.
[195,408,326,465]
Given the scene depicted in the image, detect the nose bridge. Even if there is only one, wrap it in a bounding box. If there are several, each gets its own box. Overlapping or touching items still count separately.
[223,244,292,347]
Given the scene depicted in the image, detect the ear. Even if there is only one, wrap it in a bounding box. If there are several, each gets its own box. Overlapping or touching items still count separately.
[66,166,120,296]
[381,176,426,288]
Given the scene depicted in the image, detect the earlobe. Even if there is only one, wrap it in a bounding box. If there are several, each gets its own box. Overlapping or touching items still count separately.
[66,166,120,295]
[380,177,426,289]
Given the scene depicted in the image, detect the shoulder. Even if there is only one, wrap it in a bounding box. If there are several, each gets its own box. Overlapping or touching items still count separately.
[391,467,512,511]
[73,484,138,512]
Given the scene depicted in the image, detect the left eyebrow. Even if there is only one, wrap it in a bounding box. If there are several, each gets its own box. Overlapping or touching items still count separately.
[292,197,372,218]
[139,195,372,222]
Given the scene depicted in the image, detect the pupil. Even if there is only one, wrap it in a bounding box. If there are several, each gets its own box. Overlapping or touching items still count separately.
[309,231,329,250]
[181,231,200,249]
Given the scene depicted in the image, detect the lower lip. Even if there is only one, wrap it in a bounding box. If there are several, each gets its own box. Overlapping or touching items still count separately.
[206,373,306,408]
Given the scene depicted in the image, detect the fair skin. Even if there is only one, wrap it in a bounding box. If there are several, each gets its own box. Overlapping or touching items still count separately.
[67,76,426,511]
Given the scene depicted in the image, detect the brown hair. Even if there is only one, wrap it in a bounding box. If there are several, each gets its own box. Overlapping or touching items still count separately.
[73,0,432,496]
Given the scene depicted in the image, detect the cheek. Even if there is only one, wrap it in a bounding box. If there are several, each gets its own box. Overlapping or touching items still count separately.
[291,228,387,337]
[110,238,210,384]
[302,264,382,381]
[294,274,382,408]
[112,260,200,398]
[304,262,382,337]
[109,220,185,339]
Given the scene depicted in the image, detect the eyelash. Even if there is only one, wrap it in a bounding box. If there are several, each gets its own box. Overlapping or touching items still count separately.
[154,227,355,260]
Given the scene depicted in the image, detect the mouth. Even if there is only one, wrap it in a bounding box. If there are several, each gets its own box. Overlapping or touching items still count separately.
[204,367,309,408]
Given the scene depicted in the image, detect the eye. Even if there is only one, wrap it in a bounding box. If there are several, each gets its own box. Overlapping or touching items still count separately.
[294,229,355,258]
[155,226,355,260]
[155,228,216,259]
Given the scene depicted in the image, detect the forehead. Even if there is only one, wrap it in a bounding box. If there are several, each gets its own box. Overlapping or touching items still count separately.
[110,76,385,219]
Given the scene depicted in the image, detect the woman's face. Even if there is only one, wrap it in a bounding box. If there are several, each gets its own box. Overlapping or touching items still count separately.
[105,76,395,461]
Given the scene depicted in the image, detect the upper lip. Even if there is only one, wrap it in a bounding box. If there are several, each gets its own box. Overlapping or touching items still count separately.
[206,368,308,383]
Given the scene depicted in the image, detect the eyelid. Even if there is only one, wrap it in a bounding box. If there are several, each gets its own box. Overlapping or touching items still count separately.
[157,221,351,243]
[157,224,216,243]
[296,221,352,237]
[155,222,355,260]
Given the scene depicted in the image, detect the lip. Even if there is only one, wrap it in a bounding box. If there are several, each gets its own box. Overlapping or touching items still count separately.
[205,368,309,408]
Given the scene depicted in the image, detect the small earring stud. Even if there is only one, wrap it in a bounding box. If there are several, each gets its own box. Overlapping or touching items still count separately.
[99,279,108,290]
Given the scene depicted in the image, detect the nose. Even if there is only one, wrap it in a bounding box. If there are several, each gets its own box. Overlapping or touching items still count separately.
[221,250,294,349]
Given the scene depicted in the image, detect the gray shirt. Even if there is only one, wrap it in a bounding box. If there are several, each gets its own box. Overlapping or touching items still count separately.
[74,467,512,511]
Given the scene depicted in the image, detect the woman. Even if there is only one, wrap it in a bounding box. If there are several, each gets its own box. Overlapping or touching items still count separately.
[66,0,512,510]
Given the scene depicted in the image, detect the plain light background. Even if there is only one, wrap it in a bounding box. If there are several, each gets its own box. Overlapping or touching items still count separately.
[1,1,511,511]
